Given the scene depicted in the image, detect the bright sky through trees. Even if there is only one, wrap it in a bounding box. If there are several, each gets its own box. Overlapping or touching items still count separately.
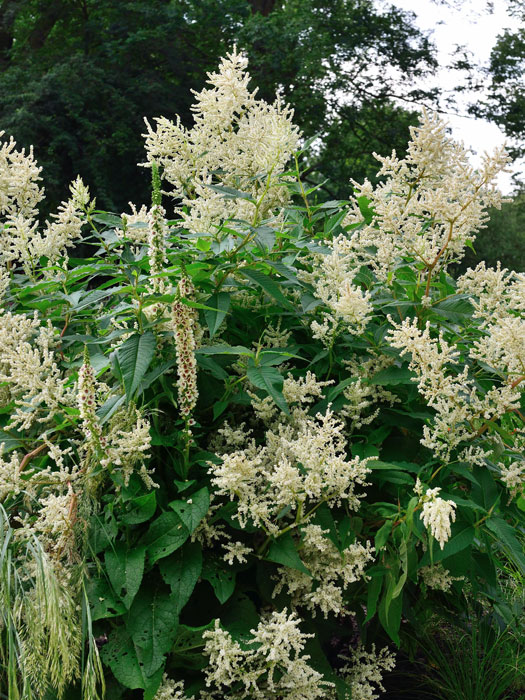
[391,0,523,192]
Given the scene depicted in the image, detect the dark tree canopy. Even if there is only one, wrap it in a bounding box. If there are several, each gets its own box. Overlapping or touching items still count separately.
[0,0,438,213]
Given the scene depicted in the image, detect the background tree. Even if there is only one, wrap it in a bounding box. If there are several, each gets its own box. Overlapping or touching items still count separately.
[0,0,438,213]
[469,0,525,178]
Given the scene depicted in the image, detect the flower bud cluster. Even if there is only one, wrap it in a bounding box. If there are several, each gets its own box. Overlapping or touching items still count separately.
[172,278,198,418]
[148,203,168,293]
[77,358,104,446]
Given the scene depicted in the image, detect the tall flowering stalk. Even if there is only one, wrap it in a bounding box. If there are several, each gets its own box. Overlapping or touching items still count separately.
[77,350,105,456]
[148,163,168,295]
[172,278,198,468]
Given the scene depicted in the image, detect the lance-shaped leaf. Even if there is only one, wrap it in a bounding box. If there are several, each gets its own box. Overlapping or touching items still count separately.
[114,331,156,400]
[247,365,289,414]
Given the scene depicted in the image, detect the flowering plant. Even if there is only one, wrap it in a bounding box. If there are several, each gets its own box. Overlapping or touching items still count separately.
[0,50,523,699]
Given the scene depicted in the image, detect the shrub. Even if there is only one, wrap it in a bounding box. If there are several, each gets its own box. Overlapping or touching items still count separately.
[0,49,523,699]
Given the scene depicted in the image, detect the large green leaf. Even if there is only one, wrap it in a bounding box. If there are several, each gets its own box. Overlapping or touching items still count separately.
[202,560,236,604]
[239,268,294,309]
[101,626,163,695]
[87,575,126,621]
[378,572,402,645]
[159,542,203,614]
[128,589,179,677]
[114,331,156,400]
[247,365,289,415]
[432,295,473,323]
[369,365,416,385]
[121,491,157,525]
[171,622,214,670]
[105,542,145,609]
[169,487,210,534]
[266,531,310,575]
[205,183,255,201]
[486,517,525,574]
[420,523,475,566]
[141,511,190,565]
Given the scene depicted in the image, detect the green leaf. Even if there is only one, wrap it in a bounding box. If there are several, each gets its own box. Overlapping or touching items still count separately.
[391,539,408,599]
[101,627,164,693]
[171,622,214,670]
[247,365,289,415]
[203,292,231,338]
[114,331,156,400]
[375,521,392,551]
[369,365,416,385]
[432,295,473,323]
[87,575,126,621]
[0,430,22,451]
[420,523,475,566]
[254,225,277,253]
[364,569,384,622]
[142,512,190,565]
[239,268,294,309]
[169,487,210,534]
[121,492,157,525]
[159,542,203,614]
[378,574,402,645]
[202,560,236,604]
[486,517,525,574]
[266,531,310,575]
[92,212,123,227]
[357,195,375,224]
[128,589,179,677]
[105,542,145,609]
[205,183,255,201]
[195,344,254,357]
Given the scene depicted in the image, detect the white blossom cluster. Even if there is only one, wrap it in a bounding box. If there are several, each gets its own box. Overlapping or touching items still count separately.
[209,407,371,535]
[154,675,192,700]
[248,371,333,425]
[0,310,74,430]
[415,479,457,550]
[499,461,525,500]
[0,130,43,218]
[0,129,91,272]
[202,610,332,699]
[143,47,300,234]
[117,203,150,244]
[419,563,464,592]
[388,317,522,462]
[456,262,525,321]
[273,524,375,617]
[338,644,396,700]
[341,354,399,430]
[299,235,372,345]
[344,110,510,281]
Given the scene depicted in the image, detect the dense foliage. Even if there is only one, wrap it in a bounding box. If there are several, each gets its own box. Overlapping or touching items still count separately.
[0,51,524,700]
